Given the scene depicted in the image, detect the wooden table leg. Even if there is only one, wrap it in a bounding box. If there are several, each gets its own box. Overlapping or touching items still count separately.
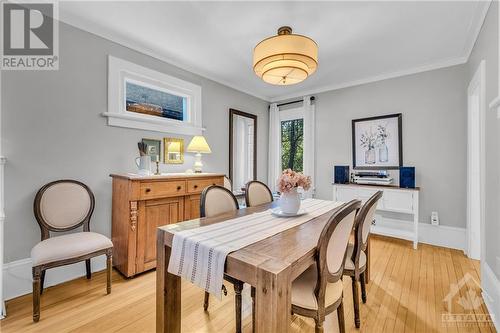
[365,236,370,284]
[254,260,291,333]
[156,231,181,333]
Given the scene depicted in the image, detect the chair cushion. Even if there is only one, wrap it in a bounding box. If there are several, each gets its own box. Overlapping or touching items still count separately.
[31,232,112,266]
[246,182,272,207]
[344,243,367,271]
[291,264,343,310]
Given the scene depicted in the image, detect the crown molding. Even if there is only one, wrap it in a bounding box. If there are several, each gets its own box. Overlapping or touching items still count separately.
[57,9,271,102]
[269,56,468,102]
[462,0,491,61]
[59,1,491,104]
[270,0,491,102]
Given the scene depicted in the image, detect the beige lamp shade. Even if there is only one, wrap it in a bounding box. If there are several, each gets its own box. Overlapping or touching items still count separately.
[253,26,318,85]
[187,136,212,153]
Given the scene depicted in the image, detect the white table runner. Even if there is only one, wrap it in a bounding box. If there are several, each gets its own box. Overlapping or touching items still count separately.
[167,198,343,298]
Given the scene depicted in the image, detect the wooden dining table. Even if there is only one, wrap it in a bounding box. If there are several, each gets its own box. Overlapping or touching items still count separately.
[156,200,370,333]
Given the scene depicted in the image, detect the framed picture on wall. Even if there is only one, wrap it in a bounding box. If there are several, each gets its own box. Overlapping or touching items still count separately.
[142,138,161,162]
[163,137,184,164]
[352,113,402,169]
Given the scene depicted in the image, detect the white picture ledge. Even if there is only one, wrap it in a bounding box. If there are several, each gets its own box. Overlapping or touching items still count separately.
[101,112,204,136]
[104,55,204,135]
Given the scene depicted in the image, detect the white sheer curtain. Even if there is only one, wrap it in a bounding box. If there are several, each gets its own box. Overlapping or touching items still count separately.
[302,96,316,198]
[268,103,281,193]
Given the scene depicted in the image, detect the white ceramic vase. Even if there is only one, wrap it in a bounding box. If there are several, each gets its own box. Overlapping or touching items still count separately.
[135,156,152,176]
[279,188,301,214]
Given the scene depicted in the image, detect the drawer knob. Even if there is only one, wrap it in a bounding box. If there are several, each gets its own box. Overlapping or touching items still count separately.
[177,186,182,190]
[145,188,151,193]
[194,185,198,189]
[212,183,216,186]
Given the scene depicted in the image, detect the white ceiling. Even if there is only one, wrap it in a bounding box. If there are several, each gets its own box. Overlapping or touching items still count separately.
[59,1,490,102]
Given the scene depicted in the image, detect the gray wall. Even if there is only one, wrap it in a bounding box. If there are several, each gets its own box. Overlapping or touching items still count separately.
[466,2,499,277]
[314,65,467,228]
[1,23,269,262]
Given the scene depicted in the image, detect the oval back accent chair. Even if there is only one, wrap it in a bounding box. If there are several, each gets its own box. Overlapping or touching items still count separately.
[200,185,245,333]
[245,180,273,207]
[343,191,382,328]
[291,199,361,333]
[223,175,232,191]
[31,180,113,322]
[200,184,239,218]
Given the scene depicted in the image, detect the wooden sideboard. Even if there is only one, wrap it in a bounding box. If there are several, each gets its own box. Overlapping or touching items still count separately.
[333,183,420,249]
[110,173,225,277]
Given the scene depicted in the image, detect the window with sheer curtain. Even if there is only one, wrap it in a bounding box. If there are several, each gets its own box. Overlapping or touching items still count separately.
[268,97,315,197]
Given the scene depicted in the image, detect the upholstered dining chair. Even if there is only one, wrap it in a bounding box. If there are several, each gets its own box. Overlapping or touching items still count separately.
[245,180,273,207]
[291,199,361,333]
[200,185,244,333]
[31,180,113,322]
[343,191,382,328]
[223,175,232,191]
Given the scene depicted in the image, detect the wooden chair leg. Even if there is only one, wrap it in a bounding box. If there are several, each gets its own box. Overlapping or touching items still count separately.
[203,292,210,311]
[32,266,42,322]
[337,299,345,333]
[106,252,112,294]
[251,286,256,333]
[365,237,370,284]
[85,259,91,279]
[314,317,324,333]
[234,281,243,333]
[40,270,46,295]
[360,272,367,303]
[351,276,360,328]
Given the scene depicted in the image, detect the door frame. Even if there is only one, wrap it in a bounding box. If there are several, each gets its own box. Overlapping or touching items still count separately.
[466,60,486,262]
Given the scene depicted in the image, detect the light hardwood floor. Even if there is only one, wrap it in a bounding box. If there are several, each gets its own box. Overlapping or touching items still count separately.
[0,235,495,333]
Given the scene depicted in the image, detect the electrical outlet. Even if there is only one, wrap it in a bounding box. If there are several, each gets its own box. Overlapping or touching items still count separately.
[431,212,439,226]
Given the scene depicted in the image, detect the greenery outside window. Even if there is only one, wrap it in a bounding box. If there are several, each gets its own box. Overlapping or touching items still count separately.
[281,119,304,172]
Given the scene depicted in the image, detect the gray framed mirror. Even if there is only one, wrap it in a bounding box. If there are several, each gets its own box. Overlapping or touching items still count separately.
[229,109,257,194]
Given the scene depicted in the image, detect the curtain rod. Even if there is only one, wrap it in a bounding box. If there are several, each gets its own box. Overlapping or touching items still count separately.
[270,96,315,109]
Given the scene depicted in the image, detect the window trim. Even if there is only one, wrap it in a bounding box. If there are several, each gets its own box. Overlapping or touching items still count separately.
[103,56,203,135]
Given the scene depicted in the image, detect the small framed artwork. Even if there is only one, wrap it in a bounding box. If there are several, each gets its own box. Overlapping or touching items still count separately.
[352,113,402,169]
[164,137,184,164]
[141,138,161,162]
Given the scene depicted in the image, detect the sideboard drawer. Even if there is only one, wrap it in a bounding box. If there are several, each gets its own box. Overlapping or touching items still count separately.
[140,181,186,199]
[187,178,223,194]
[383,190,413,213]
[336,187,358,203]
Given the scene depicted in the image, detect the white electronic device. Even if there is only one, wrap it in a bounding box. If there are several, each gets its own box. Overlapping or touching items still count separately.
[431,211,439,225]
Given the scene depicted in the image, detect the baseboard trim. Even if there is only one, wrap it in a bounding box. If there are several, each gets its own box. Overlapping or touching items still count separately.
[372,217,466,251]
[418,223,466,251]
[482,263,500,330]
[3,255,107,302]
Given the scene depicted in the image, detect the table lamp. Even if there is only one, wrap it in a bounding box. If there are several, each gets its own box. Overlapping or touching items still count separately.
[187,136,212,173]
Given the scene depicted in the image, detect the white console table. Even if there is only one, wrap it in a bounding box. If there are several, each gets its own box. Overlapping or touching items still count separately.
[333,183,420,249]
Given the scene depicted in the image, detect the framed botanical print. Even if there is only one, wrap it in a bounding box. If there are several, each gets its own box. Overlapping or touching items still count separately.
[163,137,184,164]
[141,138,161,162]
[352,113,402,169]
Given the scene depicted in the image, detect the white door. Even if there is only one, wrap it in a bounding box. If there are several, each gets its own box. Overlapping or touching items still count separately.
[466,61,485,261]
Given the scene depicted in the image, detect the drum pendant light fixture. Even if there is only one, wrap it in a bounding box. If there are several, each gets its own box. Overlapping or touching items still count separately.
[253,26,318,85]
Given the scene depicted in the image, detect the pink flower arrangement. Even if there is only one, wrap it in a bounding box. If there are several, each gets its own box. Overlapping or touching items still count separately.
[277,169,312,193]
